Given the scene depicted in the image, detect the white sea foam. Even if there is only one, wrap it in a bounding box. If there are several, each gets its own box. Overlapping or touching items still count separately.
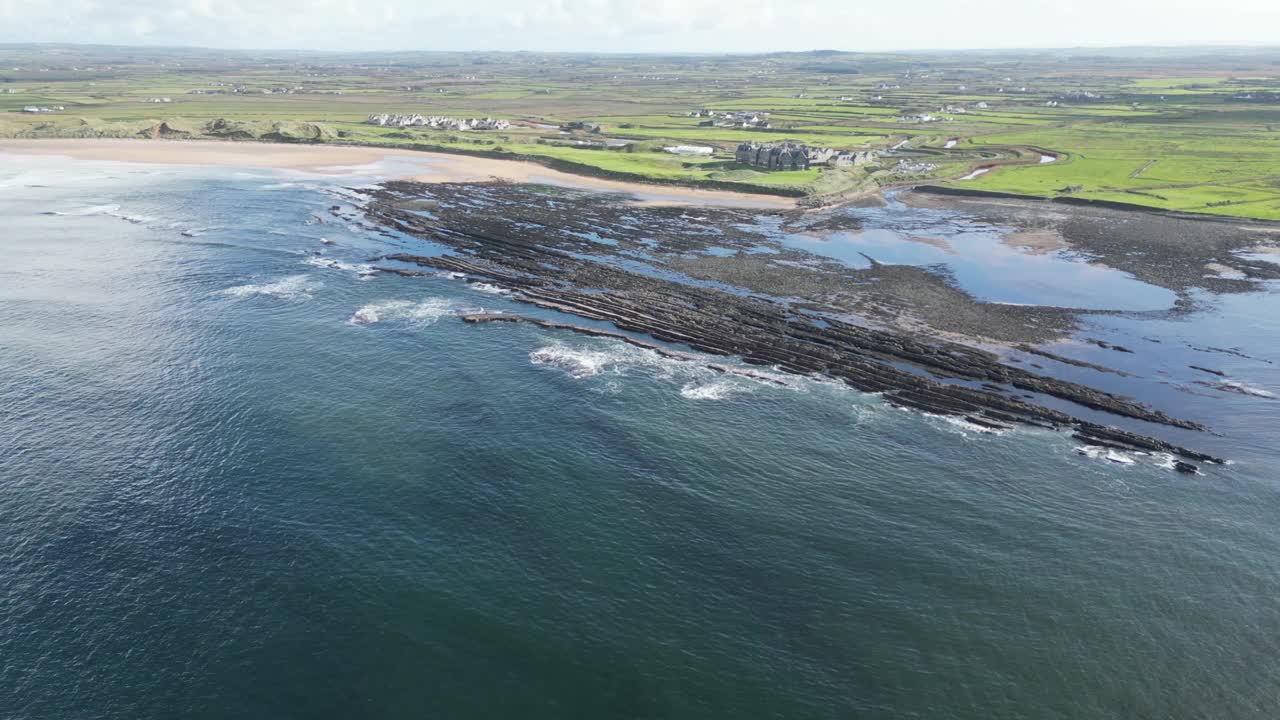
[49,203,158,224]
[58,204,158,224]
[53,203,121,216]
[920,412,1009,436]
[529,340,796,400]
[348,297,456,326]
[112,212,155,225]
[222,274,319,301]
[470,282,510,295]
[180,226,220,237]
[679,381,741,400]
[1074,446,1136,465]
[529,344,621,378]
[1220,381,1276,399]
[303,255,378,278]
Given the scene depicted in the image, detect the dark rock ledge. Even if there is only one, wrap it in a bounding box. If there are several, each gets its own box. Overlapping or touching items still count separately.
[356,182,1225,468]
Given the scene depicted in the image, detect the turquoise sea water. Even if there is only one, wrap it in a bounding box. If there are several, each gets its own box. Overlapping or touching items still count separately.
[2,156,1280,718]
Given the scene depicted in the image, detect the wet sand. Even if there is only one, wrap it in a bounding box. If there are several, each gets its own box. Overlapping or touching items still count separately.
[1002,230,1069,255]
[0,138,795,209]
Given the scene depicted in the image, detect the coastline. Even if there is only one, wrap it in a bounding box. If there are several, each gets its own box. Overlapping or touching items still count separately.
[0,138,797,209]
[910,184,1280,227]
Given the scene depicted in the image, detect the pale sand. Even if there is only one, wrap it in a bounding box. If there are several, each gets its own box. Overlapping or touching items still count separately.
[0,138,795,209]
[903,235,956,254]
[1001,230,1070,255]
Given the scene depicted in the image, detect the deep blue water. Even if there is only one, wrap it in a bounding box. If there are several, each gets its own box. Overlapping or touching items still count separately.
[3,156,1280,719]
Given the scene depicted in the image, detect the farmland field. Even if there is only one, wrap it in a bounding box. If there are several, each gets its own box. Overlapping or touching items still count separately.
[3,44,1279,217]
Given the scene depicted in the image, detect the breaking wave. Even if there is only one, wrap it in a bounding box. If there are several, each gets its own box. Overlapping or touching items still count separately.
[303,255,378,279]
[348,297,457,326]
[222,274,319,301]
[50,203,160,225]
[927,414,1010,436]
[679,381,742,401]
[1219,381,1276,399]
[528,344,622,379]
[470,282,510,295]
[50,204,121,216]
[528,340,787,400]
[1075,446,1136,465]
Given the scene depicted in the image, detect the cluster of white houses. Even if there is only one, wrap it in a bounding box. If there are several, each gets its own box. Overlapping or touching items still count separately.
[735,143,874,171]
[366,114,510,131]
[21,105,64,113]
[688,109,771,129]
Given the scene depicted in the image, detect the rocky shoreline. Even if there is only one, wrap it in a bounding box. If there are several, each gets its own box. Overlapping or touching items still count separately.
[352,180,1235,467]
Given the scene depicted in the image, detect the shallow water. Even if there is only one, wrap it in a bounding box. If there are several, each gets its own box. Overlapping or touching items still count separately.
[3,155,1280,719]
[772,195,1179,311]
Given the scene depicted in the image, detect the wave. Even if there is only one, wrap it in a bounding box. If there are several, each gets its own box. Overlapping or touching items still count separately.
[927,413,1010,436]
[1219,381,1276,399]
[470,282,510,295]
[528,344,621,379]
[1074,445,1136,465]
[528,340,788,400]
[679,381,742,401]
[49,204,121,216]
[49,203,161,225]
[303,255,378,279]
[348,297,457,326]
[222,274,319,301]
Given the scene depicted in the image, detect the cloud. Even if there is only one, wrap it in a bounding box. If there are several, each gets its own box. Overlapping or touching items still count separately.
[0,0,1277,51]
[130,14,157,36]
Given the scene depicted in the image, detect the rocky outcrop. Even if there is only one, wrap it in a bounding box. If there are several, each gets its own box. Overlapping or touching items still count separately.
[203,118,336,143]
[137,121,191,140]
[357,180,1225,465]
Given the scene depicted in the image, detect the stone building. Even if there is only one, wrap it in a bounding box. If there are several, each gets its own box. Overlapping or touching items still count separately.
[736,143,873,171]
[735,142,810,171]
[367,114,510,131]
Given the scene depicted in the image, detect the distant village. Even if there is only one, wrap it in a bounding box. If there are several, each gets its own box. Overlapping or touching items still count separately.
[189,85,344,96]
[366,114,510,131]
[687,109,771,129]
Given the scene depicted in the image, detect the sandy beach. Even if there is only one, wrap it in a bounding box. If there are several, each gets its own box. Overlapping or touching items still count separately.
[0,138,795,209]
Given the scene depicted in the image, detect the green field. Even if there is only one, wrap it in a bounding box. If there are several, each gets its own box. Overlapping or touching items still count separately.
[3,44,1280,217]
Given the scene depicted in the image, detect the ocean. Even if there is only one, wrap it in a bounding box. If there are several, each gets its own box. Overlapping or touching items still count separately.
[2,154,1279,719]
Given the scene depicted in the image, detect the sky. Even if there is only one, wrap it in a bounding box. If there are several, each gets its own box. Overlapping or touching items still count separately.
[0,0,1277,54]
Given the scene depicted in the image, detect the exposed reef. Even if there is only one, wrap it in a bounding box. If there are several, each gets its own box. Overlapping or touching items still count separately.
[353,180,1232,465]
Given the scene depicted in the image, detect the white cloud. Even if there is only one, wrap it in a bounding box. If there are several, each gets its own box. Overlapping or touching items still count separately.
[0,0,1277,51]
[130,14,156,36]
